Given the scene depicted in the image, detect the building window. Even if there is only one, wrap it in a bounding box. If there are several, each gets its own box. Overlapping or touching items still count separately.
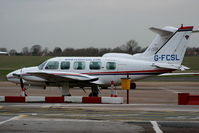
[73,61,85,70]
[89,61,101,70]
[45,61,59,70]
[106,62,116,70]
[61,61,70,70]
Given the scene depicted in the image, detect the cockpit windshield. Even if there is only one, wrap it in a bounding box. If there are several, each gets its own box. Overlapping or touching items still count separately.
[38,61,47,70]
[45,61,59,70]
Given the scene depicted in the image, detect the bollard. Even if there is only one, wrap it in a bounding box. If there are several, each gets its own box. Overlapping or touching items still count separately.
[110,81,117,97]
[121,78,131,104]
[178,93,189,105]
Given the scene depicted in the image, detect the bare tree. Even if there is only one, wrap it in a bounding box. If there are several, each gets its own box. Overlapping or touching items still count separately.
[63,48,75,56]
[98,48,111,56]
[30,45,42,56]
[121,40,141,54]
[53,47,62,56]
[186,47,199,56]
[0,39,149,56]
[42,47,49,56]
[22,47,29,55]
[9,49,17,56]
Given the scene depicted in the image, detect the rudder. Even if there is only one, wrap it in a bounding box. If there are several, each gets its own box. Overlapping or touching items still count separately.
[153,26,193,65]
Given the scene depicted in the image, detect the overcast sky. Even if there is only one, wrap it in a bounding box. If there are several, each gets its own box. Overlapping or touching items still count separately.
[0,0,199,52]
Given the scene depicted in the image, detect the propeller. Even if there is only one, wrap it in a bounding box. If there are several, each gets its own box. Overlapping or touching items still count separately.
[13,68,27,96]
[19,68,27,96]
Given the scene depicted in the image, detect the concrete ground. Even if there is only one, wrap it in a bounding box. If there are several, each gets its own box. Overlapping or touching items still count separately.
[1,81,199,104]
[0,81,199,132]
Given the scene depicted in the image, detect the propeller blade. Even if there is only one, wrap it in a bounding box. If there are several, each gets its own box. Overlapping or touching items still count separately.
[20,78,24,89]
[19,68,27,96]
[20,68,24,89]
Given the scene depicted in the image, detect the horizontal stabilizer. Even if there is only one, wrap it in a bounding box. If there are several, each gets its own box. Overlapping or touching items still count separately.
[154,63,189,71]
[160,73,199,76]
[149,27,174,36]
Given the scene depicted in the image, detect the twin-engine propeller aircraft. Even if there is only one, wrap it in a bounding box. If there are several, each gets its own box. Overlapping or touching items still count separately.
[6,25,198,96]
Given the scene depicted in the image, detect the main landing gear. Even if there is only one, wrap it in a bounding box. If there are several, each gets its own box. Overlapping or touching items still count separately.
[62,83,99,97]
[130,82,136,90]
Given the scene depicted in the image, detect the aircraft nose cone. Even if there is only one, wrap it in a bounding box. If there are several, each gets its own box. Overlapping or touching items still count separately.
[6,70,21,83]
[6,72,13,81]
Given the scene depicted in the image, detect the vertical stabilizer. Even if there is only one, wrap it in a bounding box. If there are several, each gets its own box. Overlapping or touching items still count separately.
[153,26,193,65]
[136,26,193,65]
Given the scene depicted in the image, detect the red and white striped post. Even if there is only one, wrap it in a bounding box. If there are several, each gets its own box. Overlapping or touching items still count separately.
[110,81,117,97]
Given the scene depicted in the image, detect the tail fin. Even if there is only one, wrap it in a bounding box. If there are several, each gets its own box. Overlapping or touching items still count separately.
[140,25,193,65]
[143,26,177,56]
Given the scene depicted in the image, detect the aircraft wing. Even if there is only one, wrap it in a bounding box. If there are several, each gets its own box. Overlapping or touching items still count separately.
[27,71,99,82]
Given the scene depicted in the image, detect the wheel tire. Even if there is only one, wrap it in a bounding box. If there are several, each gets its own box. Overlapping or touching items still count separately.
[130,83,136,90]
[101,86,108,89]
[89,92,98,97]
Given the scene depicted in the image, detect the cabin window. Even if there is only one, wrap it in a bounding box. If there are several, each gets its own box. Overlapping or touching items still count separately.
[61,61,70,70]
[38,61,47,70]
[45,61,59,70]
[106,62,116,70]
[89,61,101,70]
[73,61,85,70]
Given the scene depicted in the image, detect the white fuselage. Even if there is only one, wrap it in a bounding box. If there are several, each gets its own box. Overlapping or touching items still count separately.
[7,56,171,88]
